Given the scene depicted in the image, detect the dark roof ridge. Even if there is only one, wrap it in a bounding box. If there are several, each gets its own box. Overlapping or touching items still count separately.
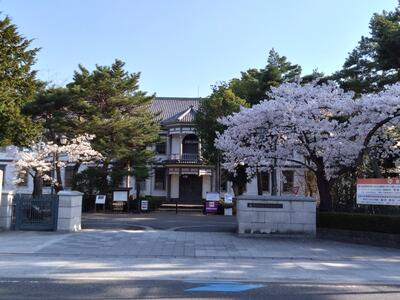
[155,97,203,101]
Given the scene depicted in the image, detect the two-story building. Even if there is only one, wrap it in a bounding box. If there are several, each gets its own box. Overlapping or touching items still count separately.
[146,97,214,204]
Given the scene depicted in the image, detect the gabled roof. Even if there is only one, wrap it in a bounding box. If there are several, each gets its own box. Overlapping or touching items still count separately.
[150,97,201,124]
[162,105,197,125]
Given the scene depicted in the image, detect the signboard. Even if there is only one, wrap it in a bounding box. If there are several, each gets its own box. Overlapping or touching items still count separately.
[95,195,106,204]
[357,178,400,206]
[206,192,220,201]
[224,193,233,203]
[141,200,148,211]
[205,200,218,213]
[224,193,233,216]
[199,169,212,176]
[113,191,128,202]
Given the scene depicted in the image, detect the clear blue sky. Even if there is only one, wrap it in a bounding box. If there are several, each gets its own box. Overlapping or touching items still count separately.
[1,0,398,97]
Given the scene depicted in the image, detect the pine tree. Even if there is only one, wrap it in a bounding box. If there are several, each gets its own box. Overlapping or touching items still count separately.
[332,2,400,94]
[229,49,302,105]
[0,16,40,146]
[67,60,160,193]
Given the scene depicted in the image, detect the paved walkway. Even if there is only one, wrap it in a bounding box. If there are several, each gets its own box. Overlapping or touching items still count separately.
[82,211,237,232]
[1,228,400,284]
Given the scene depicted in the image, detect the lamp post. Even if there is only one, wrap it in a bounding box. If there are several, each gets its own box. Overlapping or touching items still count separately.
[50,135,67,195]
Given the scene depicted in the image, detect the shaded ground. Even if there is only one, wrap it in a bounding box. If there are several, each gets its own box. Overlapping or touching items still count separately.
[1,278,400,299]
[82,211,237,232]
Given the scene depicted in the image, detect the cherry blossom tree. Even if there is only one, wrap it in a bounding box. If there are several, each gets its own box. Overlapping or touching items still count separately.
[215,81,400,211]
[15,134,102,197]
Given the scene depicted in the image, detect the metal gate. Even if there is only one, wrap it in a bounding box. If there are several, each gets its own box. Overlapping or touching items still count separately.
[14,194,59,231]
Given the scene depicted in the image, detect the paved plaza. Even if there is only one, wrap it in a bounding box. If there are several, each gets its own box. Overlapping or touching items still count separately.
[0,212,400,286]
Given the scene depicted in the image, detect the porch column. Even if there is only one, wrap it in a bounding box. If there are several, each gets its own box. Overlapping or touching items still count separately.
[166,134,171,156]
[179,134,184,158]
[166,168,171,201]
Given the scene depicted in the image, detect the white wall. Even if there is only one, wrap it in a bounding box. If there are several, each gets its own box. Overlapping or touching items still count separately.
[202,175,211,199]
[170,135,181,155]
[170,174,179,198]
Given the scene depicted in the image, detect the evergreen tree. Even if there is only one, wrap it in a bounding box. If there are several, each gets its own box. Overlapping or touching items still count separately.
[195,83,250,195]
[230,49,302,104]
[67,60,160,193]
[0,16,40,146]
[332,2,400,94]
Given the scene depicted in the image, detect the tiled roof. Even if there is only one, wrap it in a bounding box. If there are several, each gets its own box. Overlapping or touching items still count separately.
[150,97,202,123]
[162,106,197,124]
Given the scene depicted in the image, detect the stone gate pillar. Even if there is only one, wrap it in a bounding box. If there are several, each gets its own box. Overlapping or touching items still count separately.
[57,190,83,232]
[0,171,14,230]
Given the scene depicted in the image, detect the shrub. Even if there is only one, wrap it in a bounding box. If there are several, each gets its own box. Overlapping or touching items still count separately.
[317,212,400,234]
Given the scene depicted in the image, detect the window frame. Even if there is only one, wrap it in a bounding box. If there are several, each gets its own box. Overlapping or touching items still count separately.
[154,168,166,190]
[282,170,295,193]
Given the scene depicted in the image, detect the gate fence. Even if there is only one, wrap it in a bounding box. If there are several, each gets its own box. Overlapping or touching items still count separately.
[13,194,59,231]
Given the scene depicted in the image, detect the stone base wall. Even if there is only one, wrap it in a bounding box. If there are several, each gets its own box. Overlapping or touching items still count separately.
[236,195,316,236]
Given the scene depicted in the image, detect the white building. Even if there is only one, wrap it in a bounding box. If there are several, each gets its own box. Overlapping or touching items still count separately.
[0,97,307,202]
[132,97,307,203]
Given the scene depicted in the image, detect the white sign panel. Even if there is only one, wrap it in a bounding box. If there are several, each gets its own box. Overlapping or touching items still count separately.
[224,193,233,203]
[357,178,400,206]
[141,200,148,211]
[95,195,106,204]
[206,192,220,201]
[113,191,128,202]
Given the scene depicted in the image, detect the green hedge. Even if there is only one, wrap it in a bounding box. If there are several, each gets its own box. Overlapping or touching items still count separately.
[317,212,400,234]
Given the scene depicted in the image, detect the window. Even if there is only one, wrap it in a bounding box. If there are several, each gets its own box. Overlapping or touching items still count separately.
[260,171,270,192]
[155,142,166,154]
[0,147,7,153]
[0,165,5,186]
[182,134,199,154]
[282,170,294,193]
[64,166,75,188]
[154,168,166,190]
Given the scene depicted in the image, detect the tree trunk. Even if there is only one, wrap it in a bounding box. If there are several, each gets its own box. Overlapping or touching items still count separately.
[55,164,63,193]
[136,182,141,200]
[232,182,245,196]
[316,173,333,211]
[71,162,81,190]
[271,167,278,196]
[256,171,263,195]
[73,162,81,178]
[368,149,382,178]
[100,162,109,194]
[32,172,43,198]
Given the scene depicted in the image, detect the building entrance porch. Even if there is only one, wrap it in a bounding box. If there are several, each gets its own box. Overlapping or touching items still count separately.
[166,167,213,205]
[179,174,202,204]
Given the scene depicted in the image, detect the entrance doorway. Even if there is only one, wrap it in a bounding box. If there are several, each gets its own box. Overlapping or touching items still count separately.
[179,175,202,204]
